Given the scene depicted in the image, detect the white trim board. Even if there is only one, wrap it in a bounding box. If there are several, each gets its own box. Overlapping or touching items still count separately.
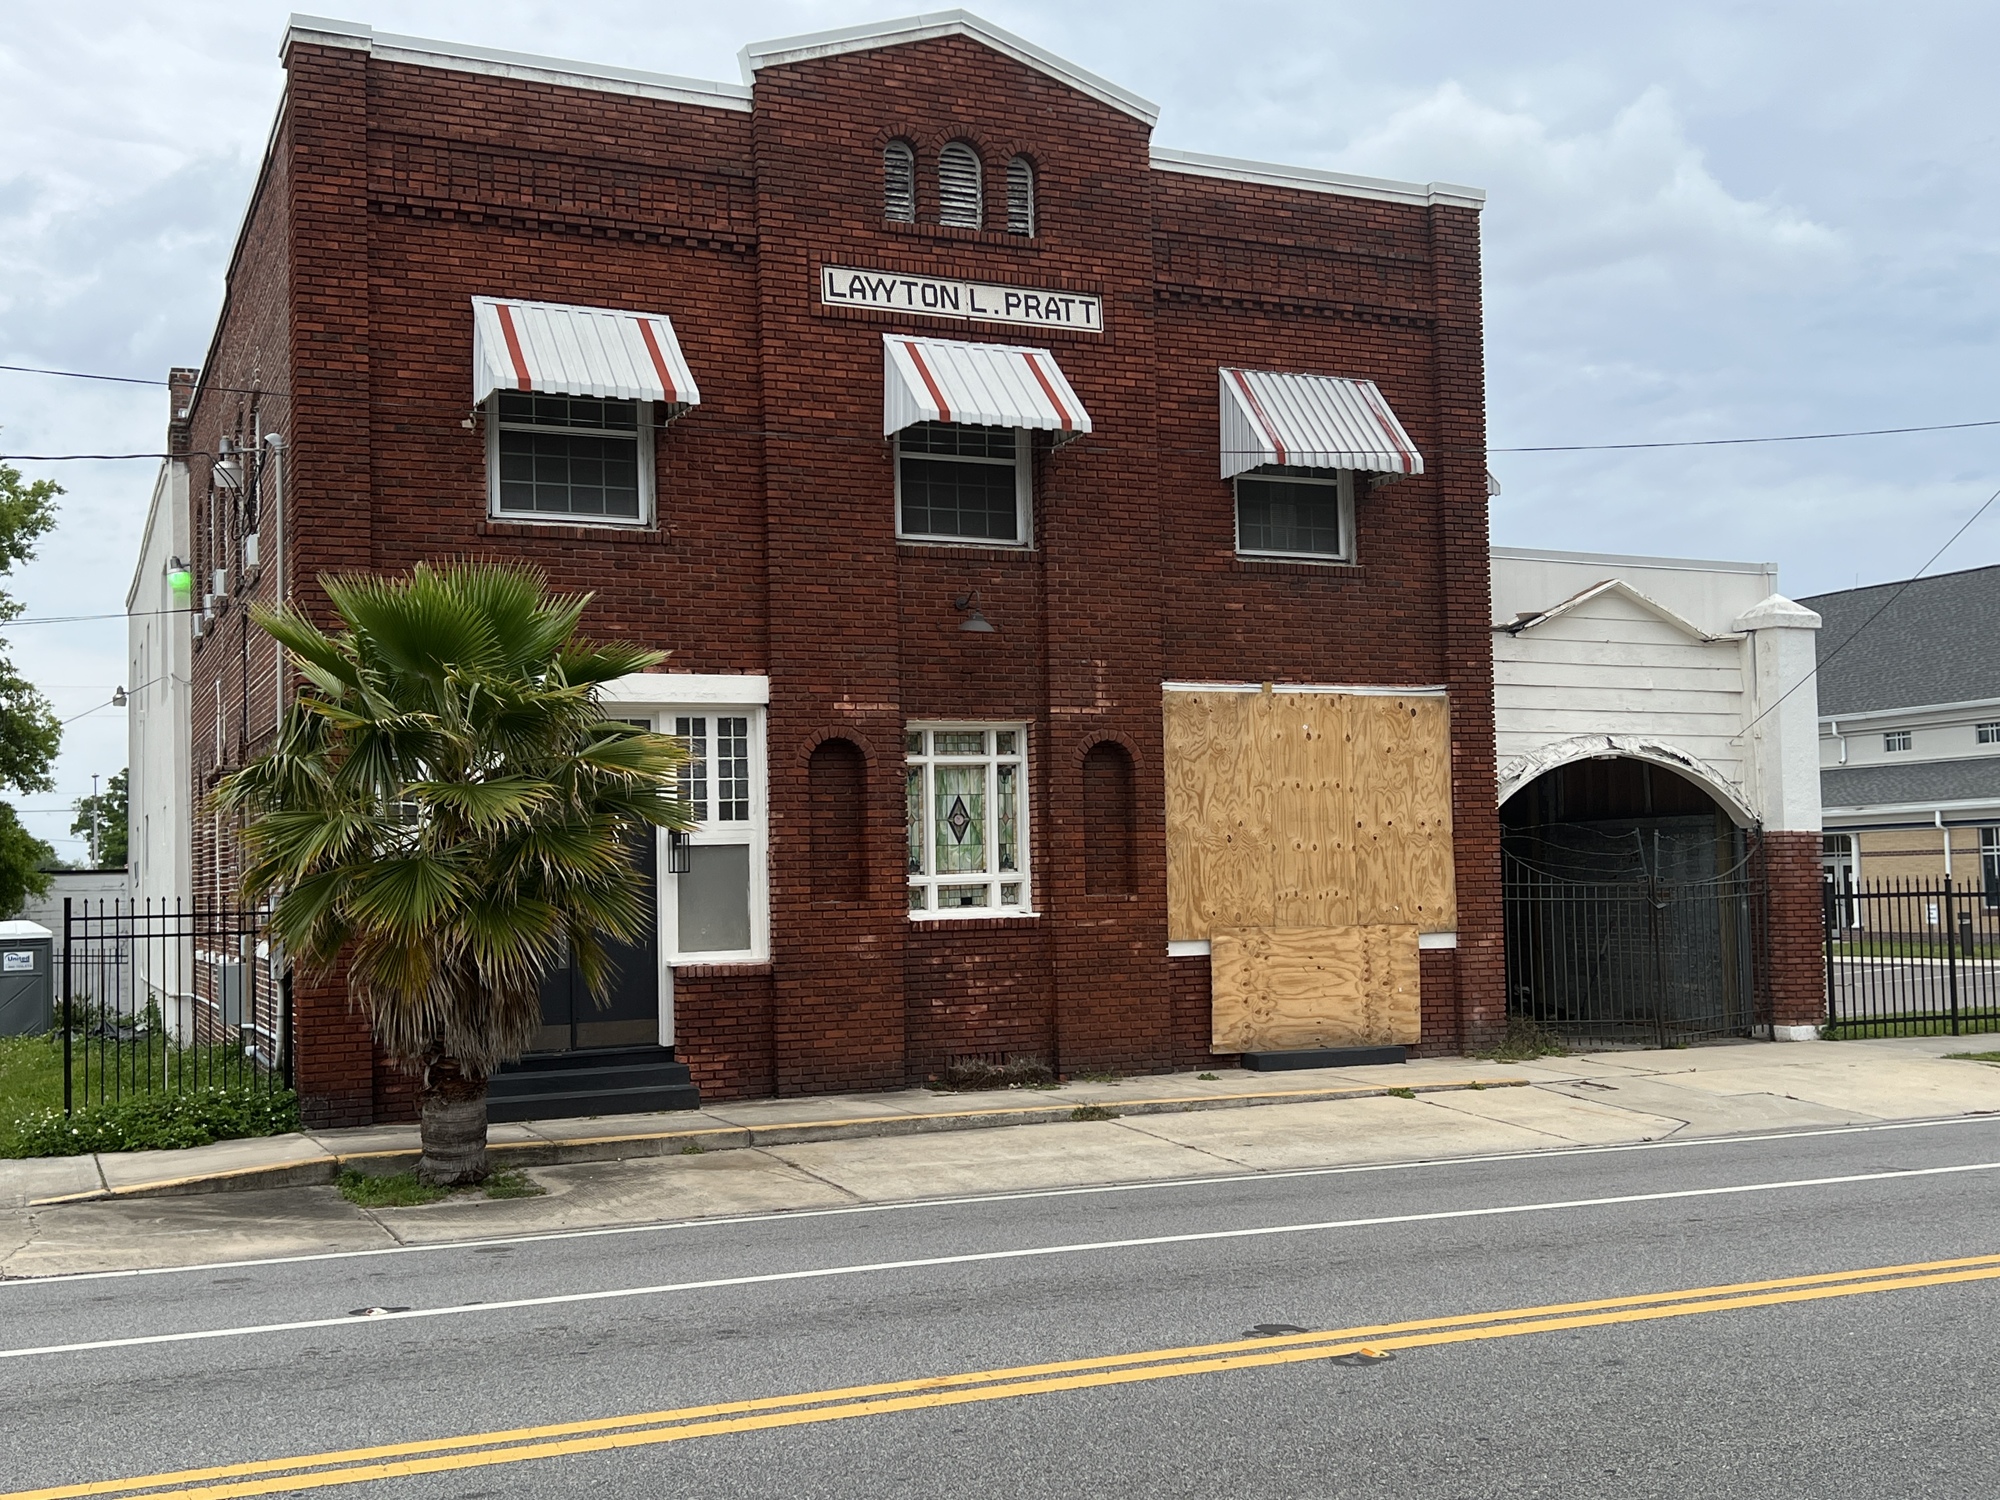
[283,16,753,110]
[1152,149,1484,211]
[1168,932,1458,957]
[1162,682,1447,697]
[601,673,771,706]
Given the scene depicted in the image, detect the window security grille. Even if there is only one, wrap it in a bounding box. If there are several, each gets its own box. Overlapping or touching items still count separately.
[883,140,916,223]
[1234,469,1353,560]
[1884,730,1912,752]
[1006,156,1035,236]
[896,423,1026,544]
[939,142,983,228]
[492,393,646,521]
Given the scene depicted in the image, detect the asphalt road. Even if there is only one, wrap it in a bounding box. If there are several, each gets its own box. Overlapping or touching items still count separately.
[4,1116,1999,1499]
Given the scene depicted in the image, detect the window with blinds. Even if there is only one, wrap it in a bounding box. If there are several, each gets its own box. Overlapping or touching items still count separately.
[883,140,916,223]
[938,141,983,228]
[1006,156,1036,236]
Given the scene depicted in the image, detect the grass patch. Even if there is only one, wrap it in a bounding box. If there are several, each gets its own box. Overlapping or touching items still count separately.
[1478,1016,1571,1062]
[482,1169,545,1200]
[1823,1017,2000,1041]
[5,1084,299,1158]
[0,1035,66,1157]
[1196,1072,1220,1082]
[1070,1104,1120,1122]
[1944,1050,2000,1064]
[1386,1087,1417,1100]
[336,1165,547,1206]
[679,1142,705,1155]
[336,1169,447,1208]
[1074,1071,1122,1085]
[1828,937,2000,961]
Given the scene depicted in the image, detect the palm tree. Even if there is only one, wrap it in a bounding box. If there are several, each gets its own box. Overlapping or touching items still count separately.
[215,561,690,1184]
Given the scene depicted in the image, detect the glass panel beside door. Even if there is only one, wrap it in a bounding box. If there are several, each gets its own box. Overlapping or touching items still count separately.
[666,709,767,962]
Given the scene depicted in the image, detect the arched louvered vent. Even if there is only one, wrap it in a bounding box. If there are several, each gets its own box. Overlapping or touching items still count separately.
[883,140,916,223]
[1007,156,1036,236]
[938,141,983,228]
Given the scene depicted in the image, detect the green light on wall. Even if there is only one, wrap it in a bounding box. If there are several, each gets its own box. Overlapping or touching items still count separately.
[168,563,193,608]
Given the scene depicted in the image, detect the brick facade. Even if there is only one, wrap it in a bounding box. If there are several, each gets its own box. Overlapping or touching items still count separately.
[180,22,1503,1124]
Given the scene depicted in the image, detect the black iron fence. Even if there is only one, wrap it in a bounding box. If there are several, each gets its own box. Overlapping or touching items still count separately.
[1823,878,2000,1038]
[1504,839,1762,1047]
[60,899,290,1113]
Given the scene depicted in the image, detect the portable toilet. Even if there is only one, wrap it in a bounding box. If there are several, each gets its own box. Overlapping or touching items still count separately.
[0,920,54,1036]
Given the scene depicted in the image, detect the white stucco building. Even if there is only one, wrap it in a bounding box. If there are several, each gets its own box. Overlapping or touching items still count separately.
[1492,546,1822,835]
[125,373,196,914]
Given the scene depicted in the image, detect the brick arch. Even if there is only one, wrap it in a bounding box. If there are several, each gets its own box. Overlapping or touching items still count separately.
[793,724,880,768]
[1068,727,1142,771]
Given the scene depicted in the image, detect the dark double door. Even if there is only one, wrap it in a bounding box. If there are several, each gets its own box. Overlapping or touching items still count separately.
[532,834,661,1053]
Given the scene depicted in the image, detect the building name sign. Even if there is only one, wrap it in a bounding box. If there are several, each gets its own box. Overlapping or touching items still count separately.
[820,266,1103,333]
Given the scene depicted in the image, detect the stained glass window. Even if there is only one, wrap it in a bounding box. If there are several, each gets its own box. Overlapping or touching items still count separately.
[905,723,1029,917]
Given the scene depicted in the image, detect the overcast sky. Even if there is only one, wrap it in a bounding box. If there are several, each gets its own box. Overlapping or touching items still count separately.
[2,0,1997,857]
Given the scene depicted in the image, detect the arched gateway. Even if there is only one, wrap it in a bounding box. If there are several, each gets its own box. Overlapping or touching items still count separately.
[1500,749,1762,1048]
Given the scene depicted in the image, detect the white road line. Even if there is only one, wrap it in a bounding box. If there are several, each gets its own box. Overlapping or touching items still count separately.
[4,1159,1996,1361]
[3,1114,1994,1289]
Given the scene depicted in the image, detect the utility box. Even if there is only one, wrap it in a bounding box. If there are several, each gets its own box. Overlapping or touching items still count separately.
[0,920,55,1036]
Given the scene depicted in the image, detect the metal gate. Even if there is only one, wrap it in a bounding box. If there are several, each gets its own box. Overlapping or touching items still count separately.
[1824,878,2000,1038]
[1504,835,1762,1047]
[60,899,291,1114]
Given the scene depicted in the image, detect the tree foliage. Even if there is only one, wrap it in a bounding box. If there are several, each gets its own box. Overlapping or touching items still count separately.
[214,561,692,1080]
[71,768,128,868]
[0,456,62,915]
[0,803,54,917]
[0,460,61,797]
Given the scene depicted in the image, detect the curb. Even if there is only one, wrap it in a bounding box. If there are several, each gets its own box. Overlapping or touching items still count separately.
[23,1076,1532,1206]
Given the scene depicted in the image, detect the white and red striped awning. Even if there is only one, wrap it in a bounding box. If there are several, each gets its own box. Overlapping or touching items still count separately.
[1218,367,1422,479]
[471,296,700,408]
[883,335,1091,438]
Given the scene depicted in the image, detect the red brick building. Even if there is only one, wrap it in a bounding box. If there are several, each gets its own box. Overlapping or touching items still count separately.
[177,12,1505,1127]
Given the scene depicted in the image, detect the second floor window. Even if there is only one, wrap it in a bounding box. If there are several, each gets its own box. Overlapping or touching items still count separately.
[896,422,1030,545]
[1884,730,1912,752]
[489,393,650,524]
[1978,721,2000,744]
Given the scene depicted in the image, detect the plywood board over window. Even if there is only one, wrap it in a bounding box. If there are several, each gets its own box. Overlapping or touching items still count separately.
[1164,689,1455,941]
[1210,925,1420,1050]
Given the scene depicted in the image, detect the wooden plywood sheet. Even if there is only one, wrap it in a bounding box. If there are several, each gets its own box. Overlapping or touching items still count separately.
[1166,689,1455,941]
[1164,690,1275,939]
[1210,925,1421,1052]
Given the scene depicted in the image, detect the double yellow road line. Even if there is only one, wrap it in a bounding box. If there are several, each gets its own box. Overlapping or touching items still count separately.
[14,1251,2000,1499]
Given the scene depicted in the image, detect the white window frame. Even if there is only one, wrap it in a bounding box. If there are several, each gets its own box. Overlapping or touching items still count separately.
[1883,729,1912,753]
[486,392,655,528]
[894,425,1033,548]
[1977,721,2000,745]
[906,722,1032,920]
[1233,468,1356,563]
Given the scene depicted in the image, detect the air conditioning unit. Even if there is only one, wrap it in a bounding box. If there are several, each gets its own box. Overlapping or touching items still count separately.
[242,533,260,570]
[191,616,205,640]
[212,567,229,596]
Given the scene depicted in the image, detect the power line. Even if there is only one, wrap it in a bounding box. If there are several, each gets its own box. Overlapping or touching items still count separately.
[9,359,2000,455]
[1732,480,2000,745]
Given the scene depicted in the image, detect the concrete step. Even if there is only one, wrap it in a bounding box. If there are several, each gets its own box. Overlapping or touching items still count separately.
[488,1046,700,1122]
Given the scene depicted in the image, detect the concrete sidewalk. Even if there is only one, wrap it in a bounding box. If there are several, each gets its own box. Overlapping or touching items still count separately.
[3,1036,1996,1277]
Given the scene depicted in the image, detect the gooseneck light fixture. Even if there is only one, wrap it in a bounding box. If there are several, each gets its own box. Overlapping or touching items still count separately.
[954,590,996,633]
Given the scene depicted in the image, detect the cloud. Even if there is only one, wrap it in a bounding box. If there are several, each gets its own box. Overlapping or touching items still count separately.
[1338,81,1842,291]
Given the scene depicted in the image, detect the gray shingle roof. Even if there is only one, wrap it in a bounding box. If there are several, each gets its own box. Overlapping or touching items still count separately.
[1821,757,2000,810]
[1800,564,2000,715]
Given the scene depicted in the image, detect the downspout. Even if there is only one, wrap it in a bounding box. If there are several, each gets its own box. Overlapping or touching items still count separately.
[263,433,284,723]
[1937,808,1952,879]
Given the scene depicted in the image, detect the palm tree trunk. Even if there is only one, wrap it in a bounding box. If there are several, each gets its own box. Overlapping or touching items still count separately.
[416,1051,490,1185]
